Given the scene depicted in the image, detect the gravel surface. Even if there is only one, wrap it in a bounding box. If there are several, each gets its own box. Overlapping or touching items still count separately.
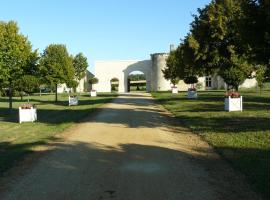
[0,93,261,200]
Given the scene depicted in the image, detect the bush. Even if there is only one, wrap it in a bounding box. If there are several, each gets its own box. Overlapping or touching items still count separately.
[184,76,198,85]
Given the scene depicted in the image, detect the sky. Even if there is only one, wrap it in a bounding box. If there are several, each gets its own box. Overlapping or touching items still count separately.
[0,0,211,73]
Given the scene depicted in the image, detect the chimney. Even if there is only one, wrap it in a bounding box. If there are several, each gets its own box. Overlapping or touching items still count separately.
[170,44,175,52]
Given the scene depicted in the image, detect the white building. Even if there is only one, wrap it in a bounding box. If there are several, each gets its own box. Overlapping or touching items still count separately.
[57,70,93,93]
[94,51,257,93]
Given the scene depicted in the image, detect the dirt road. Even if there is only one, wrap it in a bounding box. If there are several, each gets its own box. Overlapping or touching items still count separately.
[1,93,260,200]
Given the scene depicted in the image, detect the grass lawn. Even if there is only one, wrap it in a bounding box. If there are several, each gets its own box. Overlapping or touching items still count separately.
[0,93,116,175]
[152,88,270,199]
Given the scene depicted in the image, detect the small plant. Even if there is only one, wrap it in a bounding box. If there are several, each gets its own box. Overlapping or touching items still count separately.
[225,91,241,98]
[89,77,99,92]
[89,77,99,85]
[196,82,203,90]
[184,76,198,89]
[21,104,36,109]
[188,88,197,91]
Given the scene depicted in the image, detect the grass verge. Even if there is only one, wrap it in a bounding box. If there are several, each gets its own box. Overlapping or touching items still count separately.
[0,93,117,175]
[152,89,270,199]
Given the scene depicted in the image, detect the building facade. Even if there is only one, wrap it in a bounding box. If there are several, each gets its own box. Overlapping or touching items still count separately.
[94,51,257,93]
[57,70,93,93]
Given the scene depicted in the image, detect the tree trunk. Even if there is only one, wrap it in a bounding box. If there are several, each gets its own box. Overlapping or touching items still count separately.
[8,84,12,110]
[55,84,58,102]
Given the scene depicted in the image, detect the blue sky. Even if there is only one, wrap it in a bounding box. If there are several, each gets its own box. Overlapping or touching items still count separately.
[0,0,211,72]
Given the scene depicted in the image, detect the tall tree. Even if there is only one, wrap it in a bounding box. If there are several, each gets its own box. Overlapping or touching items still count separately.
[240,0,270,78]
[16,75,39,101]
[163,49,180,86]
[39,44,74,102]
[255,65,267,95]
[190,0,253,91]
[0,21,36,109]
[15,50,40,100]
[163,35,202,86]
[73,53,88,92]
[73,53,88,80]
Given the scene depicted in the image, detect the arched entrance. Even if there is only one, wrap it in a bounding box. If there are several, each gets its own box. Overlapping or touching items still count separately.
[110,78,119,92]
[123,61,151,93]
[127,71,146,92]
[95,60,153,93]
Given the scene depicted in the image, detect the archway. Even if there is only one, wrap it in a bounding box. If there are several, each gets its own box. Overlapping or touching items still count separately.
[110,78,119,92]
[94,60,152,92]
[127,71,146,93]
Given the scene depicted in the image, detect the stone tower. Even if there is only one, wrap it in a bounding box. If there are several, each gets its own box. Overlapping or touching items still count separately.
[151,53,171,91]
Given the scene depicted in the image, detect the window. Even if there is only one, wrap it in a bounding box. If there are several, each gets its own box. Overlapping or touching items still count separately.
[206,77,212,88]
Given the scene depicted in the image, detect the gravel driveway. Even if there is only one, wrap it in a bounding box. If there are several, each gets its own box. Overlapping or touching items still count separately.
[0,93,260,200]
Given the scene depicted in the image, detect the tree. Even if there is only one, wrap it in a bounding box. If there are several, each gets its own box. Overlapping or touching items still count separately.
[163,35,201,87]
[88,77,99,84]
[16,75,39,101]
[218,49,253,91]
[163,50,180,86]
[66,79,79,92]
[110,78,119,91]
[16,50,40,100]
[189,0,253,91]
[128,74,146,81]
[255,65,267,95]
[88,77,99,91]
[184,76,198,89]
[39,44,74,102]
[73,53,88,92]
[239,0,270,77]
[0,21,36,109]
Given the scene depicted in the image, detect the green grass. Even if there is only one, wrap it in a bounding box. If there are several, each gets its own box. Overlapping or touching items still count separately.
[152,89,270,199]
[0,93,117,175]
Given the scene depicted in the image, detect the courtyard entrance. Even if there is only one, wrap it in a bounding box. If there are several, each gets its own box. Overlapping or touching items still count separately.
[127,71,146,92]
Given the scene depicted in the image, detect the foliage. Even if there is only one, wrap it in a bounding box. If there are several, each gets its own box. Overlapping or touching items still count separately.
[128,74,146,81]
[218,50,253,91]
[163,36,201,86]
[66,79,79,90]
[225,91,241,98]
[239,0,270,76]
[255,65,267,94]
[0,21,36,108]
[73,53,88,81]
[16,75,39,94]
[189,0,253,90]
[89,77,99,84]
[110,78,119,92]
[163,50,180,85]
[39,44,74,102]
[110,78,119,83]
[195,82,203,90]
[183,76,198,85]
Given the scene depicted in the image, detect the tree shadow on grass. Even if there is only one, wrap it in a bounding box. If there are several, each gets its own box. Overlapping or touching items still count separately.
[213,146,270,200]
[0,97,115,123]
[0,141,48,175]
[177,115,270,133]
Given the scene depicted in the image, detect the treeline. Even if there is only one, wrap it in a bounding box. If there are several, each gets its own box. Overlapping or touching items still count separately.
[128,74,146,81]
[0,21,89,109]
[163,0,270,91]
